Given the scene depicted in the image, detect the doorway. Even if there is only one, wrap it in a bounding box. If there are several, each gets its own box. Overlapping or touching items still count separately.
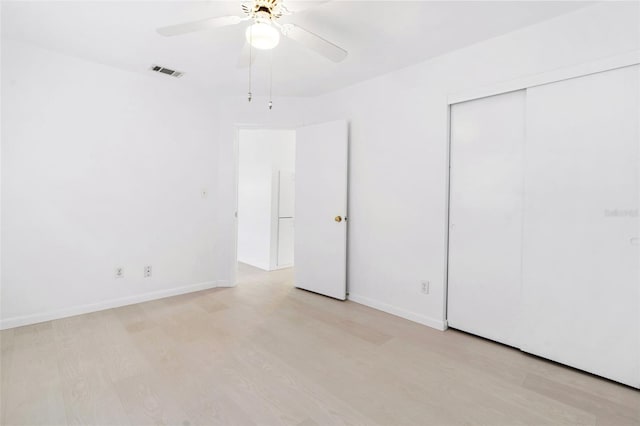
[233,120,349,299]
[235,128,296,284]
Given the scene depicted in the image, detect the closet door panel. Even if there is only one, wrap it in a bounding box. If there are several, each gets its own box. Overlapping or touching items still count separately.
[448,90,526,347]
[522,66,639,387]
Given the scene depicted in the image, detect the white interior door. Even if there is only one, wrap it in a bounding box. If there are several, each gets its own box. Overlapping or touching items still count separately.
[521,66,639,388]
[448,90,526,347]
[294,120,348,300]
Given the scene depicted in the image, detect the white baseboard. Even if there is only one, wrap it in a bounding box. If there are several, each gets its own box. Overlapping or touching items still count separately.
[271,264,293,271]
[348,293,447,331]
[0,280,219,330]
[2,284,447,332]
[237,259,270,271]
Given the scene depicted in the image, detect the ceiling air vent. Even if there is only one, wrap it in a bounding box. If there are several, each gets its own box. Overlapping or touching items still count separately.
[150,64,184,78]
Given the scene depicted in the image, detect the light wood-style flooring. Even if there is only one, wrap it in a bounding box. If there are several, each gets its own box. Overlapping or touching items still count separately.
[1,263,639,425]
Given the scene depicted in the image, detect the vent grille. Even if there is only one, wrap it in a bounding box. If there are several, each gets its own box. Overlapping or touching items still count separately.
[150,64,184,78]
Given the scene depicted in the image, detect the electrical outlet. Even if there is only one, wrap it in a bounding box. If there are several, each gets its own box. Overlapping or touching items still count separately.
[421,280,430,294]
[144,265,152,278]
[115,267,124,278]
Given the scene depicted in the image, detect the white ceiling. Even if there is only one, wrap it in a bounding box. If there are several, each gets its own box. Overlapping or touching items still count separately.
[2,1,593,97]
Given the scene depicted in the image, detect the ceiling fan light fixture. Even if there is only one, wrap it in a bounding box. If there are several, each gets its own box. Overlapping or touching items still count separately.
[246,22,280,50]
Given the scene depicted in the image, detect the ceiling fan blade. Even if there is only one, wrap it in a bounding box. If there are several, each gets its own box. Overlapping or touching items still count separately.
[237,43,262,69]
[278,1,331,15]
[157,15,245,37]
[281,24,347,63]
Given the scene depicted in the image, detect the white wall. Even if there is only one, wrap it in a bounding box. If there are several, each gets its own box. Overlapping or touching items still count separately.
[297,2,638,330]
[1,39,219,328]
[237,129,295,270]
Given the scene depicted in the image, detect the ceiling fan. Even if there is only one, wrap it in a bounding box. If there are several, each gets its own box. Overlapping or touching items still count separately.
[156,0,348,63]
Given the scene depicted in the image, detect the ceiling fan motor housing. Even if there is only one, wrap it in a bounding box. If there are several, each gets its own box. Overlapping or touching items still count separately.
[243,0,284,20]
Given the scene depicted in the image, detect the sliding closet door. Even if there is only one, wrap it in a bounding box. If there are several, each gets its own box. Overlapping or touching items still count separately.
[522,66,639,387]
[448,90,525,347]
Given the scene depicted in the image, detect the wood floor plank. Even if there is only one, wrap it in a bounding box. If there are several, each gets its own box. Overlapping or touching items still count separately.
[112,371,191,426]
[227,345,376,426]
[61,372,130,426]
[522,373,640,425]
[185,391,258,426]
[2,380,67,426]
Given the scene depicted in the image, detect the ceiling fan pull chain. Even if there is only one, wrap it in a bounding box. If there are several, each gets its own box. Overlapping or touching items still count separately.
[268,50,273,110]
[248,26,253,103]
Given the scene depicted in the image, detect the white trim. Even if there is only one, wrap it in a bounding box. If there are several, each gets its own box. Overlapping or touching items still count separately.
[273,263,293,270]
[448,49,640,105]
[231,126,241,287]
[442,103,453,328]
[0,280,218,330]
[348,293,447,331]
[217,280,235,288]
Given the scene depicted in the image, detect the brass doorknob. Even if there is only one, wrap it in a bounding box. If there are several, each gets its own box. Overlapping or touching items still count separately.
[334,216,342,222]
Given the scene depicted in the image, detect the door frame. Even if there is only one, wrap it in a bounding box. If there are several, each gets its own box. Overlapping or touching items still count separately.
[231,124,299,287]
